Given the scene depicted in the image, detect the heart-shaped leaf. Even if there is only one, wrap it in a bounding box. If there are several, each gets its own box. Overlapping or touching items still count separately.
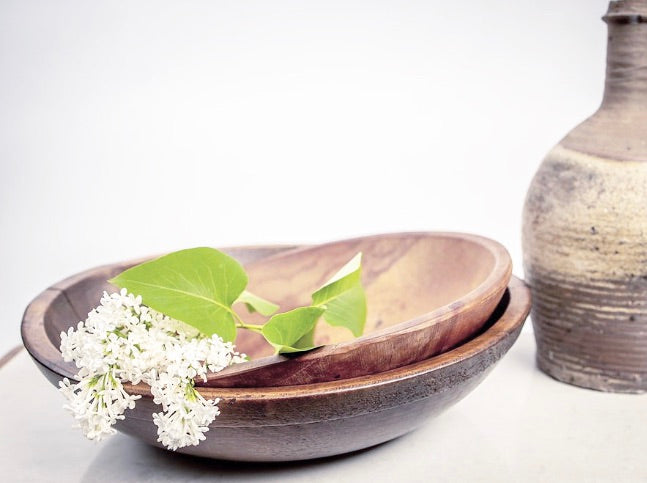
[312,253,366,337]
[109,247,247,341]
[262,306,325,353]
[236,290,279,316]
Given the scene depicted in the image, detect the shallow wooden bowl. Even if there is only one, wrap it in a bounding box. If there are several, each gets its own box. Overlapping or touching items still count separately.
[22,270,530,462]
[209,232,512,386]
[21,233,511,387]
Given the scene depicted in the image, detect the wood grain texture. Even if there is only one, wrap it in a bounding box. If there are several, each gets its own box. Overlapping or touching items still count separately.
[523,0,647,393]
[26,271,529,462]
[22,233,511,387]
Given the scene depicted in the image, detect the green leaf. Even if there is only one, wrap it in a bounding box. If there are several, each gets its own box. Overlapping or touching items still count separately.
[312,253,366,337]
[319,284,367,337]
[262,307,325,353]
[236,290,279,316]
[109,247,247,341]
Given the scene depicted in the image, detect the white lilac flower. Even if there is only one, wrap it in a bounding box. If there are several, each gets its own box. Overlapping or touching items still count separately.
[150,377,220,451]
[59,288,244,449]
[59,368,140,441]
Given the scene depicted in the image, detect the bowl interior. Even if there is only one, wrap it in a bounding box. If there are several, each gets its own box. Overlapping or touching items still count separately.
[233,233,504,357]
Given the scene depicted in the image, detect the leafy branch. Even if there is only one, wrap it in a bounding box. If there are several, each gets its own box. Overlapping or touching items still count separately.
[109,247,366,354]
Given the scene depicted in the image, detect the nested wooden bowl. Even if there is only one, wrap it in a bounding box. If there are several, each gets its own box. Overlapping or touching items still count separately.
[22,241,528,462]
[22,269,529,462]
[22,233,512,387]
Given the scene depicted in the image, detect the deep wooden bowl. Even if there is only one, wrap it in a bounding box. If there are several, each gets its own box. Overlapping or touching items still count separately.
[22,271,530,462]
[21,233,512,387]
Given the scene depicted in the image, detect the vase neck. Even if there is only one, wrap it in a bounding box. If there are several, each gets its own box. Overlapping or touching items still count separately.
[602,1,647,108]
[560,1,647,162]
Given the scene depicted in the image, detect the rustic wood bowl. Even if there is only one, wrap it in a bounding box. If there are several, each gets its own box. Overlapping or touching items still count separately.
[210,232,511,386]
[22,252,529,461]
[21,233,512,387]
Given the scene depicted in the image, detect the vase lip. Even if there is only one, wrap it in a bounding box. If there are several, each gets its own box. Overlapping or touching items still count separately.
[604,0,647,23]
[603,13,647,23]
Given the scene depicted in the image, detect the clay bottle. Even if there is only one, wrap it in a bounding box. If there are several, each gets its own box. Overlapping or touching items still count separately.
[522,0,647,393]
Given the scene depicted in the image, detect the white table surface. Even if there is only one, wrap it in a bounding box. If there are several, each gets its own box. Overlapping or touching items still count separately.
[1,332,646,483]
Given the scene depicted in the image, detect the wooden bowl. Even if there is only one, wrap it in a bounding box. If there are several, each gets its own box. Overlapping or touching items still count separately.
[207,233,512,386]
[22,272,530,462]
[21,233,512,387]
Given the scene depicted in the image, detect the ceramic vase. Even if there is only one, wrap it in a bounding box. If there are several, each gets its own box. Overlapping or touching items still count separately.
[523,0,647,393]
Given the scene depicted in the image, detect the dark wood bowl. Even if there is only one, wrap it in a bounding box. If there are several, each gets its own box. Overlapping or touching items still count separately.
[21,233,512,388]
[22,270,530,462]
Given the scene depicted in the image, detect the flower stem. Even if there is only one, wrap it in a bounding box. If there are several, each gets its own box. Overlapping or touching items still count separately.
[236,321,264,333]
[228,308,264,334]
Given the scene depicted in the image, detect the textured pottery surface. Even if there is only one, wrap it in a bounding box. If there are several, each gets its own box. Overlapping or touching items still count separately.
[22,241,530,461]
[523,0,647,393]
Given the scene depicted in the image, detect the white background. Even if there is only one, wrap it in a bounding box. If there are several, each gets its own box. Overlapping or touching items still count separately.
[1,0,609,356]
